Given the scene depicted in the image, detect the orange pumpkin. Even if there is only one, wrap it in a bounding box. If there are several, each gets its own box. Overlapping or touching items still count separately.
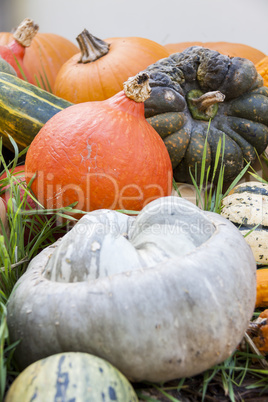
[256,268,268,308]
[0,28,79,92]
[250,309,268,355]
[25,73,173,216]
[255,56,268,87]
[164,41,266,64]
[53,30,169,103]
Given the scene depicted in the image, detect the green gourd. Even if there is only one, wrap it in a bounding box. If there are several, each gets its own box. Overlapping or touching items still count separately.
[0,72,72,151]
[0,56,17,76]
[5,352,138,402]
[143,46,268,183]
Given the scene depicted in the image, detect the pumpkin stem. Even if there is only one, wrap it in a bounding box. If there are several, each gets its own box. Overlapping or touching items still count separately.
[191,91,225,114]
[13,18,39,47]
[76,30,110,63]
[123,72,151,103]
[186,89,225,121]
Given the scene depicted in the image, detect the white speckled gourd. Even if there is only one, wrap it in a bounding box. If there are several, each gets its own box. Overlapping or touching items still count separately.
[221,181,268,264]
[6,196,256,382]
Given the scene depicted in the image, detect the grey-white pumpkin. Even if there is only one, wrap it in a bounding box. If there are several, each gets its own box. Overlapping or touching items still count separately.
[6,196,256,382]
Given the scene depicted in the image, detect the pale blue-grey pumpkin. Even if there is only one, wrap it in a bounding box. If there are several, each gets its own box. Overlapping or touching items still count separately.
[6,196,256,382]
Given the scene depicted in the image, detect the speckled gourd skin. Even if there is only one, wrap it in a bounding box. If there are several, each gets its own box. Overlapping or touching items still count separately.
[221,181,268,264]
[144,46,268,183]
[6,197,256,382]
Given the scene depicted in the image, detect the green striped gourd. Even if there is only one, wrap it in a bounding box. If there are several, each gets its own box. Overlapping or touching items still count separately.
[0,57,17,76]
[0,72,72,151]
[5,352,138,402]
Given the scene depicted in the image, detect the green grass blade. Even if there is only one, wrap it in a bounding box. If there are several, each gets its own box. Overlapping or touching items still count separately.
[172,179,182,197]
[33,74,42,89]
[40,64,52,93]
[222,161,251,198]
[135,392,162,401]
[12,56,28,82]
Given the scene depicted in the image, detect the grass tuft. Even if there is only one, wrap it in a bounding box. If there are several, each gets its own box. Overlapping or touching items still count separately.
[0,140,85,399]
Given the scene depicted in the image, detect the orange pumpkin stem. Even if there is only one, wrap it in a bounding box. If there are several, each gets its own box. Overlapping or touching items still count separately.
[13,18,39,47]
[76,29,110,63]
[191,90,225,112]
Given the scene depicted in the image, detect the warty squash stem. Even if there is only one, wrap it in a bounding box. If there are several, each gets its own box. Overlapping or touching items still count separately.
[77,30,110,63]
[123,72,151,103]
[13,18,39,47]
[191,90,225,112]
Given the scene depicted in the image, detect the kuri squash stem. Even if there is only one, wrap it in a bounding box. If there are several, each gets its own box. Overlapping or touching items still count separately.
[76,29,110,63]
[123,72,151,103]
[12,18,39,47]
[191,90,225,112]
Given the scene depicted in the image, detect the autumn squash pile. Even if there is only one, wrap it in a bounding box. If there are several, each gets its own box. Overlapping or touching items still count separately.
[2,16,268,400]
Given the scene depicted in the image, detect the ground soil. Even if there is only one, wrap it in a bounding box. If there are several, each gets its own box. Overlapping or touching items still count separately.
[134,370,268,401]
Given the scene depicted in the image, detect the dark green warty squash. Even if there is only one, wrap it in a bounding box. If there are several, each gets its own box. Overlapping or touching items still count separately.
[143,46,268,183]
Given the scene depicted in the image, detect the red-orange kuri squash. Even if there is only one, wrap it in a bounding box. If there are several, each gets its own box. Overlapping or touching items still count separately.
[0,18,38,83]
[25,73,173,215]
